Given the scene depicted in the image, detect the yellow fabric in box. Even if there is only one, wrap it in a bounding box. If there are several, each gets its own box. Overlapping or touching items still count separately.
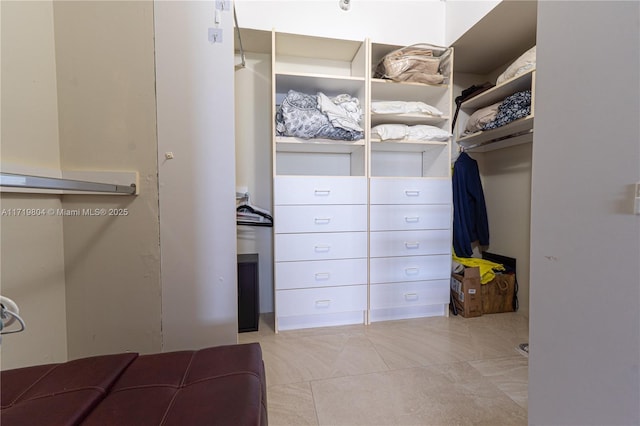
[452,255,505,284]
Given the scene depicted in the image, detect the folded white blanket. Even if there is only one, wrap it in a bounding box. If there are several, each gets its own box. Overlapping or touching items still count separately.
[371,100,443,116]
[317,92,364,133]
[371,124,451,142]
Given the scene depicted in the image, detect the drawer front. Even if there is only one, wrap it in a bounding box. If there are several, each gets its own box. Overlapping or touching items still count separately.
[370,230,451,258]
[370,178,451,205]
[370,204,451,231]
[275,232,367,262]
[370,280,450,309]
[276,285,367,317]
[275,258,368,290]
[275,205,367,234]
[275,176,367,205]
[370,255,451,283]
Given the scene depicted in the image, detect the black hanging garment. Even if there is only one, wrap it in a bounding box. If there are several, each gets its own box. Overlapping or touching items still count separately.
[451,82,494,131]
[452,152,490,257]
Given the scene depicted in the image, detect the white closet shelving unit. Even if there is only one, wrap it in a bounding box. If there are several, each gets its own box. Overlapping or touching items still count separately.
[368,41,453,323]
[272,32,369,331]
[271,32,454,331]
[456,68,535,152]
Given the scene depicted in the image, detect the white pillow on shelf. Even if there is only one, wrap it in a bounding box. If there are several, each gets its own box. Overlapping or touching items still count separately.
[464,101,502,133]
[496,46,536,85]
[371,100,443,116]
[371,124,451,141]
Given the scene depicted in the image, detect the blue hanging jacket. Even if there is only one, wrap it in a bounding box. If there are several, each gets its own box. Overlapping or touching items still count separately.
[452,152,489,257]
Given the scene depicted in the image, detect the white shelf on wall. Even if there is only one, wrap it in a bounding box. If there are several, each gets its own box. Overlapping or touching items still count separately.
[456,69,535,152]
[370,139,448,152]
[275,137,365,153]
[275,33,364,63]
[371,79,449,102]
[275,73,365,96]
[462,69,535,110]
[371,113,449,126]
[457,115,534,151]
[460,130,533,153]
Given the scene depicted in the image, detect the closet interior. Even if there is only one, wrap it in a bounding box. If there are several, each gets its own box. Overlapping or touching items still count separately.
[451,0,537,317]
[234,0,537,331]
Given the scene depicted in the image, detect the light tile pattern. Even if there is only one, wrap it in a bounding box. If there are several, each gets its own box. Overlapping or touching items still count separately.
[239,312,529,426]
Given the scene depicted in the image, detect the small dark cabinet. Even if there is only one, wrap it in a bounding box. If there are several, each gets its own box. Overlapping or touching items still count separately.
[237,253,259,332]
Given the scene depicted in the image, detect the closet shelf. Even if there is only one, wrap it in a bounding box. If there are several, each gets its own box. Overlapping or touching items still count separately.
[275,73,365,96]
[275,33,363,62]
[457,115,534,151]
[276,71,365,83]
[460,131,533,153]
[371,78,449,90]
[275,137,365,154]
[371,78,449,102]
[371,113,448,126]
[461,69,535,110]
[371,139,448,153]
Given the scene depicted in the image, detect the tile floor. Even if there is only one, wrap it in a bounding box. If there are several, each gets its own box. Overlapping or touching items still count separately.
[239,311,529,426]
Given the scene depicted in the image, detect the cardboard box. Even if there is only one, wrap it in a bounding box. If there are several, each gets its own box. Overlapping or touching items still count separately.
[450,267,482,318]
[481,273,516,314]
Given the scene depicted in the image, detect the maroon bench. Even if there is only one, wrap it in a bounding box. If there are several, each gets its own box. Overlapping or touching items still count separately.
[1,343,267,426]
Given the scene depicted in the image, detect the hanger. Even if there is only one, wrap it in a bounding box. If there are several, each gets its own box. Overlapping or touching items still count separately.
[236,192,273,227]
[1,296,26,337]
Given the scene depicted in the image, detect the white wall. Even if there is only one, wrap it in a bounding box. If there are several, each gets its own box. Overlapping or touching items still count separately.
[529,2,640,425]
[53,0,162,360]
[155,0,238,350]
[235,0,445,46]
[444,0,500,46]
[0,0,68,369]
[476,144,531,317]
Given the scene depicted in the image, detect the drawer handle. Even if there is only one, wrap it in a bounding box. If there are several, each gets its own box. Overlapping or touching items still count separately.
[315,272,330,280]
[405,267,420,275]
[404,293,419,301]
[404,216,420,223]
[314,245,331,253]
[404,190,420,197]
[315,299,331,308]
[314,217,331,224]
[314,189,331,196]
[405,242,420,249]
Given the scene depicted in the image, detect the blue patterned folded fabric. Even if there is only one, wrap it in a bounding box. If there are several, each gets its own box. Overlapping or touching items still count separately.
[482,90,531,131]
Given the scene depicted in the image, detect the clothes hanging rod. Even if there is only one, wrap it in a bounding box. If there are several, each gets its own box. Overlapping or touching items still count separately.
[233,4,246,69]
[0,172,137,195]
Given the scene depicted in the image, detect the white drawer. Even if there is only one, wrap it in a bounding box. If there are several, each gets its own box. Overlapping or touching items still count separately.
[370,178,451,205]
[275,258,368,290]
[370,204,451,231]
[275,232,367,262]
[370,280,450,309]
[275,205,367,234]
[275,176,367,205]
[370,230,451,257]
[370,255,451,283]
[276,285,367,317]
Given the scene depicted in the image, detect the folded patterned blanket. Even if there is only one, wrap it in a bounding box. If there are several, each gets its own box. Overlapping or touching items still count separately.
[482,90,532,131]
[275,90,364,141]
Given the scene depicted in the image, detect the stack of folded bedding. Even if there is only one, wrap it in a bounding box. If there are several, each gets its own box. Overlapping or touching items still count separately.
[462,90,532,135]
[275,90,364,141]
